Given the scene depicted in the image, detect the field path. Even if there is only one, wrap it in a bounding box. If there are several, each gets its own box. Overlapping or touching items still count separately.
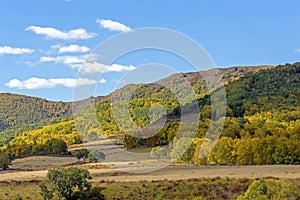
[1,165,300,182]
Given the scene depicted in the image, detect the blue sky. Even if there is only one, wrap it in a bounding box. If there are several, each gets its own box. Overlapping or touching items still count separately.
[0,0,299,101]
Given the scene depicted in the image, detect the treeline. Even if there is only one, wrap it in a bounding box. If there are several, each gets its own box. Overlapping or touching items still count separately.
[2,120,80,157]
[192,136,300,165]
[5,138,68,158]
[124,107,300,149]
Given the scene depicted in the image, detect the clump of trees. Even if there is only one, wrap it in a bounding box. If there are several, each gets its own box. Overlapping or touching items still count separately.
[3,120,80,157]
[193,136,300,165]
[39,167,105,200]
[74,149,106,164]
[150,146,168,159]
[5,138,69,158]
[238,179,300,200]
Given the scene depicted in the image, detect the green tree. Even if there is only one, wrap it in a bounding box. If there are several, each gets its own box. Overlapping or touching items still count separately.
[45,138,68,154]
[39,182,54,200]
[238,179,300,200]
[273,138,300,164]
[235,139,255,165]
[87,150,106,163]
[74,149,89,163]
[208,137,236,165]
[0,150,9,170]
[253,137,276,165]
[170,138,195,163]
[39,167,104,200]
[150,146,168,159]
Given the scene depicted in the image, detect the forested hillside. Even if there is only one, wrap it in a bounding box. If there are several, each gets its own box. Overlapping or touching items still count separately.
[1,63,299,164]
[0,93,72,145]
[122,63,300,165]
[0,93,71,132]
[226,63,300,117]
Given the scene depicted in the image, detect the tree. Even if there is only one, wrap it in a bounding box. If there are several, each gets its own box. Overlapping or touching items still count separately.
[235,139,255,165]
[87,150,106,163]
[74,149,89,163]
[253,137,276,165]
[193,138,206,165]
[150,146,168,159]
[237,179,300,200]
[39,167,105,200]
[208,137,236,165]
[45,138,68,154]
[0,151,9,170]
[273,138,300,164]
[170,138,195,163]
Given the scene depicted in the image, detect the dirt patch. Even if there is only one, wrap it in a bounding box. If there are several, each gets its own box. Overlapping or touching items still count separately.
[8,155,78,171]
[1,165,300,182]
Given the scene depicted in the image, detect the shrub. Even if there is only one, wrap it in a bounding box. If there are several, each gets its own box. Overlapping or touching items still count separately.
[238,179,300,200]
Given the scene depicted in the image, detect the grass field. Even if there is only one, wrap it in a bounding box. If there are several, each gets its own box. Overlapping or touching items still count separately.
[0,177,299,200]
[10,155,78,171]
[1,146,300,199]
[0,178,251,200]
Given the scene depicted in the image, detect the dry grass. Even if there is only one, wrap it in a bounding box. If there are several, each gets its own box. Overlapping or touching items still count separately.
[1,153,300,199]
[1,164,300,183]
[10,155,78,171]
[0,180,41,200]
[1,156,300,200]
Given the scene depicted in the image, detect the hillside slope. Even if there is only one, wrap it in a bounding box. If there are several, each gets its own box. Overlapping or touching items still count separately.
[0,93,72,131]
[1,63,298,153]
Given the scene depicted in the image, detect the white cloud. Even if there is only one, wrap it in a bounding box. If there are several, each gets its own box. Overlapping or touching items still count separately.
[6,78,54,89]
[77,62,136,73]
[40,55,136,74]
[96,19,132,32]
[25,26,97,40]
[6,77,103,90]
[0,46,34,55]
[58,45,90,53]
[49,78,98,87]
[40,55,85,64]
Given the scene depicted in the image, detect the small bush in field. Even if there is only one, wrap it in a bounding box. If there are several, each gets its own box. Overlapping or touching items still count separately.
[238,179,300,200]
[39,167,105,200]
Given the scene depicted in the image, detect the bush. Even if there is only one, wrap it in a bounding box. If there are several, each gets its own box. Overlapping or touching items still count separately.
[87,150,106,163]
[238,179,300,200]
[39,167,105,200]
[73,149,89,163]
[0,151,9,170]
[150,146,168,159]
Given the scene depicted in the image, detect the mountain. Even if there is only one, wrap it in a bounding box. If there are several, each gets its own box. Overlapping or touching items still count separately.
[0,93,72,132]
[1,62,299,165]
[226,63,300,117]
[0,93,72,145]
[75,65,274,137]
[1,63,299,154]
